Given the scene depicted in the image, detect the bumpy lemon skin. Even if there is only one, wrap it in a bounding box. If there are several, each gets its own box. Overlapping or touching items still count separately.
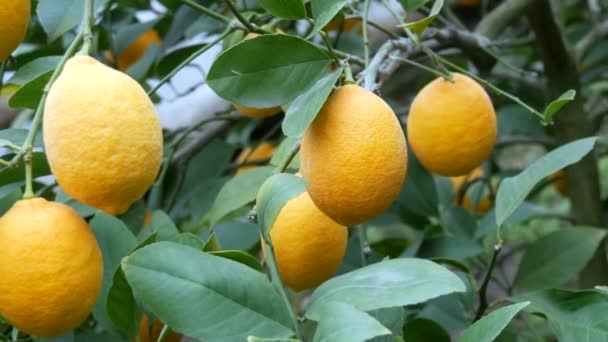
[235,142,275,175]
[301,84,408,227]
[0,198,103,337]
[266,191,348,292]
[0,0,30,61]
[407,73,497,177]
[118,29,162,71]
[44,56,163,215]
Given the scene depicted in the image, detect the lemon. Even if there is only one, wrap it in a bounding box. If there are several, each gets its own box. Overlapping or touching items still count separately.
[264,191,347,291]
[117,29,162,71]
[451,167,492,213]
[44,56,163,215]
[407,73,496,177]
[0,0,30,61]
[235,142,275,175]
[0,198,103,337]
[551,169,568,196]
[232,31,283,118]
[301,84,408,226]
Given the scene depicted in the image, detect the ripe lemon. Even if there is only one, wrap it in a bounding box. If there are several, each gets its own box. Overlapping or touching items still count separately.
[137,315,181,342]
[301,84,408,226]
[0,198,103,337]
[451,167,492,213]
[264,191,347,291]
[407,73,496,177]
[44,56,163,215]
[0,0,30,61]
[117,29,162,71]
[551,169,568,196]
[235,142,275,175]
[233,31,283,118]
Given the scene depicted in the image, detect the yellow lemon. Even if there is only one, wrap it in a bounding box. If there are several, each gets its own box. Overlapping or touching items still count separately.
[44,56,163,215]
[301,84,408,226]
[407,73,496,177]
[451,167,492,213]
[233,31,283,118]
[136,315,182,342]
[235,142,275,175]
[0,0,30,61]
[551,169,568,196]
[117,29,162,71]
[0,198,103,337]
[264,191,347,291]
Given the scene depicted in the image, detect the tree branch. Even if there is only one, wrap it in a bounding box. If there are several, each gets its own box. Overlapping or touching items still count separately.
[476,0,536,39]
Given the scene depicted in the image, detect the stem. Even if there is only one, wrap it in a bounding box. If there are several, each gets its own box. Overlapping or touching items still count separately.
[357,225,368,266]
[474,243,501,322]
[344,16,400,39]
[362,0,371,67]
[440,58,544,120]
[343,64,355,84]
[156,324,169,342]
[22,151,34,199]
[224,0,256,32]
[79,0,95,55]
[389,55,451,80]
[148,29,232,96]
[273,140,300,174]
[0,60,7,92]
[261,233,301,339]
[320,31,341,65]
[181,0,231,23]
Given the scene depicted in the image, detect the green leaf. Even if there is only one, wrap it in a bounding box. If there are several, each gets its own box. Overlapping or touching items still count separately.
[396,148,438,217]
[312,302,391,342]
[114,20,161,55]
[168,232,206,249]
[207,35,331,108]
[400,0,430,12]
[203,222,260,251]
[55,190,97,218]
[210,250,265,272]
[146,210,179,240]
[126,44,162,80]
[457,302,529,342]
[403,0,444,35]
[122,242,294,340]
[543,89,576,124]
[255,173,307,234]
[402,318,450,342]
[270,137,300,170]
[367,307,405,342]
[0,187,22,217]
[9,72,52,109]
[0,128,43,148]
[207,166,274,226]
[476,202,546,239]
[90,212,138,332]
[255,0,306,19]
[310,0,350,37]
[106,233,156,337]
[419,237,482,260]
[515,289,608,341]
[248,338,301,342]
[514,227,606,291]
[35,332,74,342]
[306,258,466,320]
[282,67,342,137]
[495,137,597,227]
[36,0,83,42]
[8,56,62,85]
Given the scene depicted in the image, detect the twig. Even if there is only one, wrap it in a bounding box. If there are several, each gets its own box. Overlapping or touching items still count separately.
[224,0,256,32]
[476,0,536,39]
[79,0,95,55]
[362,0,371,67]
[474,244,501,322]
[273,140,300,174]
[180,0,231,24]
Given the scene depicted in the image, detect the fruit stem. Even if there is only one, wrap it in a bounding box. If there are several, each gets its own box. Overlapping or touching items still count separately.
[261,233,302,339]
[79,0,95,55]
[224,0,257,32]
[274,140,300,174]
[388,55,452,80]
[23,149,34,199]
[343,64,355,84]
[147,28,233,96]
[362,0,371,67]
[180,0,231,24]
[319,30,341,65]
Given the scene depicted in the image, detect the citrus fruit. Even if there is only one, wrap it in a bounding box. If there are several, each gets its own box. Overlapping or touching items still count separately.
[235,142,275,175]
[451,167,492,213]
[117,29,162,71]
[301,84,408,226]
[407,73,496,177]
[551,169,568,196]
[233,31,283,118]
[44,56,163,215]
[0,198,103,337]
[264,191,347,291]
[137,315,182,342]
[0,0,30,61]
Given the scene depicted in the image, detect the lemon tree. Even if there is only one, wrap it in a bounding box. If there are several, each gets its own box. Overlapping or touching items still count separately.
[0,0,605,341]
